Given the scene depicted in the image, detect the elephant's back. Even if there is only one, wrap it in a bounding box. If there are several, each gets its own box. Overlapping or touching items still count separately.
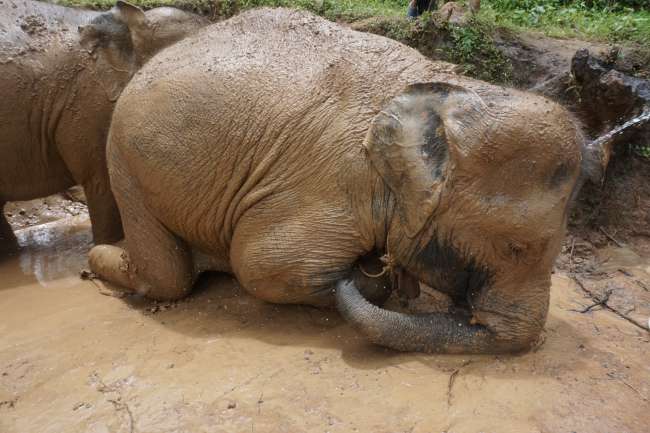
[0,0,97,139]
[109,8,447,253]
[0,1,96,108]
[0,0,97,53]
[127,8,443,103]
[0,1,97,200]
[116,7,449,170]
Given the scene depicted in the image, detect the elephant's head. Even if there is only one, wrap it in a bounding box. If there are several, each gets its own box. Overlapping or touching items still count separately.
[77,1,207,98]
[337,81,585,354]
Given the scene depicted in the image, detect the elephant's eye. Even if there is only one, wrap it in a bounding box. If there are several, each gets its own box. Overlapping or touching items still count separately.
[495,238,528,263]
[508,241,525,258]
[500,237,549,264]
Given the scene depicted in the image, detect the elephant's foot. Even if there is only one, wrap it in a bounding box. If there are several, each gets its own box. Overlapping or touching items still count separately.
[89,244,139,294]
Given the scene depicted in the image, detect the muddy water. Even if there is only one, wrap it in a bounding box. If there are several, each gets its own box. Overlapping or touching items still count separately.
[1,216,649,433]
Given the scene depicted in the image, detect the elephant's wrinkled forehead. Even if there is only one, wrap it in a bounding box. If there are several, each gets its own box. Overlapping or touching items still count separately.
[456,95,583,192]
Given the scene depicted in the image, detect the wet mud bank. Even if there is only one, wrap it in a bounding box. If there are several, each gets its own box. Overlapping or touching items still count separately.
[0,210,649,432]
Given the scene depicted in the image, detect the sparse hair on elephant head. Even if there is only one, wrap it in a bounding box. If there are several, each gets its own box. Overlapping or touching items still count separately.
[78,1,207,69]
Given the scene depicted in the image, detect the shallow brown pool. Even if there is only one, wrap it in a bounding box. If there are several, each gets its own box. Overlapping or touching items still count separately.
[1,209,648,433]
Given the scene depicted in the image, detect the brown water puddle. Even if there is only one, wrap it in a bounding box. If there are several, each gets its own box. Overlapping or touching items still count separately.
[1,216,649,433]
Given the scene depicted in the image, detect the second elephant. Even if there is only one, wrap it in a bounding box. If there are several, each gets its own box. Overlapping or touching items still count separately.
[0,0,206,246]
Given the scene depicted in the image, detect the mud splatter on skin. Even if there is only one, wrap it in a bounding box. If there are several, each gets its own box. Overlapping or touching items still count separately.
[88,9,584,354]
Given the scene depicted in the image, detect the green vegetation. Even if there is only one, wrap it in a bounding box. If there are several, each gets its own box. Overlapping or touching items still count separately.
[56,0,650,46]
[632,143,650,159]
[445,17,513,83]
[481,0,650,45]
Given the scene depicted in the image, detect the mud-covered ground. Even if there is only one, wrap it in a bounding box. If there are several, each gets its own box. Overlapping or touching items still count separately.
[1,194,649,433]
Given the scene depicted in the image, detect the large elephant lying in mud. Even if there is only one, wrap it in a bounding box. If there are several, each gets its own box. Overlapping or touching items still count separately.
[90,8,586,354]
[0,0,206,246]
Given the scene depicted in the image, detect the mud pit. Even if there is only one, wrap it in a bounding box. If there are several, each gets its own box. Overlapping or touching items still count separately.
[1,198,649,433]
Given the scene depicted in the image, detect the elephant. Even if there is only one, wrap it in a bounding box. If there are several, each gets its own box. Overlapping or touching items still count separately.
[0,0,207,248]
[88,8,587,354]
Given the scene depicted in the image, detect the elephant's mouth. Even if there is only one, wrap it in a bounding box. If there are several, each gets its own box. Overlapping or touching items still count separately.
[336,233,505,354]
[405,231,493,309]
[337,226,552,353]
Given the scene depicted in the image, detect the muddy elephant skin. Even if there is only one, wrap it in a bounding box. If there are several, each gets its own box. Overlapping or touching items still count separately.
[90,8,584,354]
[0,0,207,246]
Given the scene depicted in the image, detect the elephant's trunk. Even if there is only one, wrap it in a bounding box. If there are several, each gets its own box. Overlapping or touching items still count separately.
[336,279,499,354]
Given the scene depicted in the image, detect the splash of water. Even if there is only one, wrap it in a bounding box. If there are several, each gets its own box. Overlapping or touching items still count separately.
[590,107,650,150]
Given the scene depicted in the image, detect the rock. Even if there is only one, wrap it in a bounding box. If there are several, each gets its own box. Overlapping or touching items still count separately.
[572,48,650,137]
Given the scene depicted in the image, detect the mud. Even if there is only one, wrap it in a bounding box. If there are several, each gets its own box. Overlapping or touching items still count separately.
[1,198,649,433]
[3,186,87,232]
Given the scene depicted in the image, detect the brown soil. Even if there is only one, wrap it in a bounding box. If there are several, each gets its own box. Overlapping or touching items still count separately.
[1,195,649,433]
[3,186,87,231]
[571,152,650,256]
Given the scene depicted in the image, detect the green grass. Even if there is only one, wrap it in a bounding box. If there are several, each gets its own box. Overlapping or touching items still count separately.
[445,16,514,83]
[480,0,650,45]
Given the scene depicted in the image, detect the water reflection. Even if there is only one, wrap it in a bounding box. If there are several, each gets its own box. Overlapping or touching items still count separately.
[0,216,92,289]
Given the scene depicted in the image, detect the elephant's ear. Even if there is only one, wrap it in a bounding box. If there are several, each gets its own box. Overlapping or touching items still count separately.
[365,82,488,237]
[78,1,147,55]
[113,1,147,29]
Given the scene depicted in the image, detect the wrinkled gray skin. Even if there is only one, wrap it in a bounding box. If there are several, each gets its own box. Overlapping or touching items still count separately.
[0,0,206,247]
[90,8,585,354]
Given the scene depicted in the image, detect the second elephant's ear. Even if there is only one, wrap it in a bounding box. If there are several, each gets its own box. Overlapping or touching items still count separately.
[365,82,488,237]
[113,0,147,29]
[78,1,147,55]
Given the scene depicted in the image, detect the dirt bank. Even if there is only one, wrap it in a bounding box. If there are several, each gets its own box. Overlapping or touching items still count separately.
[1,199,649,433]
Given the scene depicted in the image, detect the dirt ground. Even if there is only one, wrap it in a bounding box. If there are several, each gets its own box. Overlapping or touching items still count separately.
[1,195,649,433]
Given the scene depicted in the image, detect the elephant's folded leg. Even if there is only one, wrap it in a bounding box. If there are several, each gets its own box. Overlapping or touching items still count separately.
[91,164,195,301]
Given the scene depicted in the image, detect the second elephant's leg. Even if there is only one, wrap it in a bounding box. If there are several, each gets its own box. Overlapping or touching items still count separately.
[83,179,124,245]
[89,176,194,301]
[0,202,18,252]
